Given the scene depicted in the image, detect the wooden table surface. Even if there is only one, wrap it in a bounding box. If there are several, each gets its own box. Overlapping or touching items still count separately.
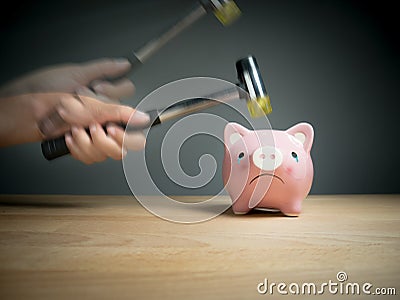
[0,195,399,299]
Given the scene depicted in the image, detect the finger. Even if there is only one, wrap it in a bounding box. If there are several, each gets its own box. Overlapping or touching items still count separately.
[80,58,131,82]
[38,93,88,138]
[75,85,96,97]
[65,132,94,165]
[107,124,146,151]
[90,123,125,160]
[75,85,114,104]
[78,95,150,127]
[91,79,135,100]
[40,93,98,138]
[70,126,107,163]
[57,95,94,126]
[38,108,70,138]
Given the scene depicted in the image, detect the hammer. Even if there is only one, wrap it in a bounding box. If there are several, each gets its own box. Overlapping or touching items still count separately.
[40,0,243,160]
[121,0,241,68]
[41,55,272,160]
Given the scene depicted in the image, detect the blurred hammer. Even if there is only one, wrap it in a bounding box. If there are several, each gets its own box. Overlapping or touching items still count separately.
[125,0,242,68]
[41,0,242,160]
[41,55,272,160]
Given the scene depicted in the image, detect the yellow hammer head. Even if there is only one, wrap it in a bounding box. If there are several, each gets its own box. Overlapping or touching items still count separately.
[213,0,241,26]
[246,95,273,118]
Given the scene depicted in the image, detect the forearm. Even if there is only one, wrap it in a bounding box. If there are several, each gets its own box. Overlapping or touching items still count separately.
[0,94,43,147]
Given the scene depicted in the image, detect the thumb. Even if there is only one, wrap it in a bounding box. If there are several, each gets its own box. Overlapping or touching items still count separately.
[80,58,131,82]
[39,94,150,138]
[79,95,150,127]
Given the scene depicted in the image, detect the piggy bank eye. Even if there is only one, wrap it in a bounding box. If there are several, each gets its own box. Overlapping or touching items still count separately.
[291,151,299,162]
[237,152,245,164]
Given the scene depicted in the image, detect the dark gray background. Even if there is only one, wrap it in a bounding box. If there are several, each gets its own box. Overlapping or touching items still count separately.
[0,0,398,195]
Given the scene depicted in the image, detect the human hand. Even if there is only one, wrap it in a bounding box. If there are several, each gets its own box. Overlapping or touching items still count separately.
[0,58,134,101]
[40,88,150,164]
[0,91,149,164]
[0,58,149,164]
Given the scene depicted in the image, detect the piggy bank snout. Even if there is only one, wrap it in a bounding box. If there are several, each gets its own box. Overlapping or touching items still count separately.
[252,146,283,171]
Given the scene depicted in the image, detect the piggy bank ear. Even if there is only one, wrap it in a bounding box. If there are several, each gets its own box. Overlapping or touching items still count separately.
[224,123,250,146]
[286,122,314,153]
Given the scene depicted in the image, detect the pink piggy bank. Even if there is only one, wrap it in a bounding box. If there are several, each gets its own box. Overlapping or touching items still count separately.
[222,122,314,216]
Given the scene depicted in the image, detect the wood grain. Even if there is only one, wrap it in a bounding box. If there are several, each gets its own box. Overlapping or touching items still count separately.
[0,195,399,299]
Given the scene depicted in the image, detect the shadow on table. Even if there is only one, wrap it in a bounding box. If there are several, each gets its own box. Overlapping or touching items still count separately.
[0,195,143,210]
[0,198,91,209]
[224,208,286,218]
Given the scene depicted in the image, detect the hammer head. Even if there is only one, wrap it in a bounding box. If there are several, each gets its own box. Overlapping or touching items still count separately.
[236,56,273,118]
[201,0,241,26]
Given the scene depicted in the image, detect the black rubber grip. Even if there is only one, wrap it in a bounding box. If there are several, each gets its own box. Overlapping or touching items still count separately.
[41,135,70,161]
[41,109,161,161]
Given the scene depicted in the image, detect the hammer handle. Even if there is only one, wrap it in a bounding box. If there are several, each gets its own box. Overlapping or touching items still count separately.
[98,4,206,84]
[42,92,240,161]
[41,110,161,161]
